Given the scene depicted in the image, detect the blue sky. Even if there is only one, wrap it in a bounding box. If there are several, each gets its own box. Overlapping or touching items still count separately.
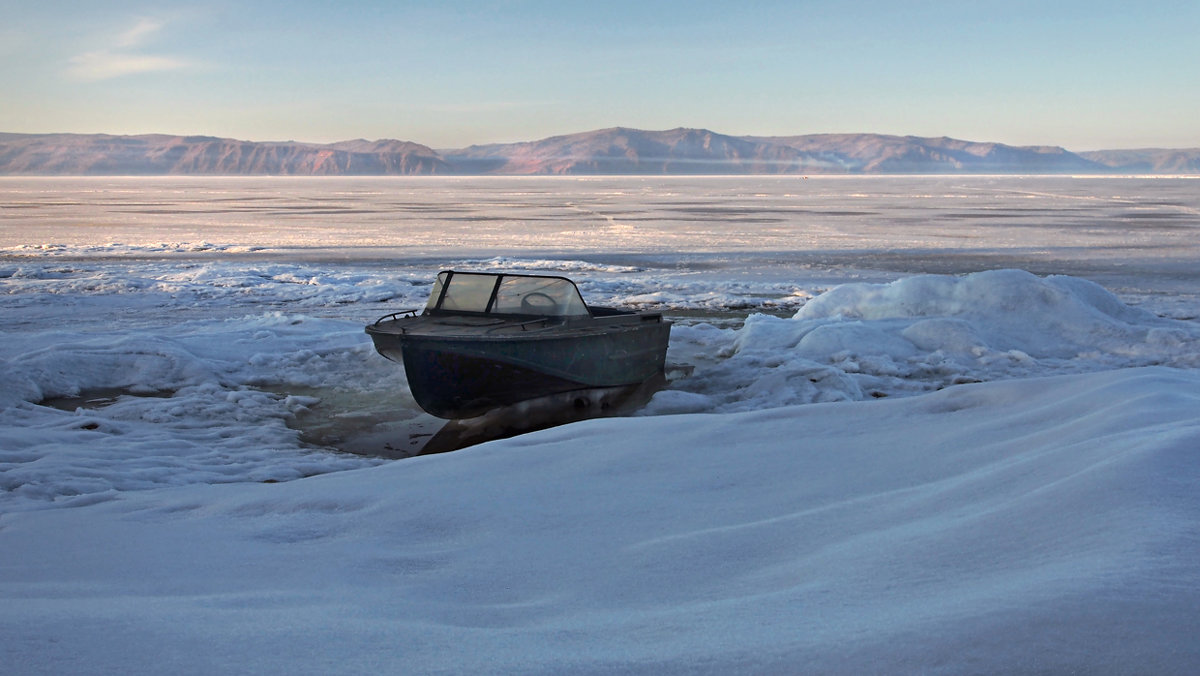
[2,0,1197,150]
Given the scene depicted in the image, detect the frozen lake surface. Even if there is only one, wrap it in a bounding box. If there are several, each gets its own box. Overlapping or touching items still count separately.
[2,176,1199,673]
[6,174,1199,316]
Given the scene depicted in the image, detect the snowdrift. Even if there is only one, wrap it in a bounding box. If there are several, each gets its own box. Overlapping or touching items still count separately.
[2,367,1198,674]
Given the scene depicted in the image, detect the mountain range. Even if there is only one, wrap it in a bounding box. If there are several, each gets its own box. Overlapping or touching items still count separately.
[1,128,1197,176]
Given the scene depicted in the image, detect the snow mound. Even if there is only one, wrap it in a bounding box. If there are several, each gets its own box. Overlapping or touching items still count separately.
[652,270,1200,413]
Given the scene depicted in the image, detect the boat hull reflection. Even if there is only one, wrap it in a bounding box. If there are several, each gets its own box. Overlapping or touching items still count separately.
[417,373,668,455]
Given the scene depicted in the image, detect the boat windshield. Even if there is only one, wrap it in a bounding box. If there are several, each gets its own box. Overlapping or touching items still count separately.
[426,271,590,317]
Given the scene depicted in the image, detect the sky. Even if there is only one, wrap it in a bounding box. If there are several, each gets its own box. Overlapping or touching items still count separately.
[2,0,1197,150]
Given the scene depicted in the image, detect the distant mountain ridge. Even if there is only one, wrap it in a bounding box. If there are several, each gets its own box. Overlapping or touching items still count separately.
[0,133,450,175]
[1077,148,1200,174]
[1,128,1197,175]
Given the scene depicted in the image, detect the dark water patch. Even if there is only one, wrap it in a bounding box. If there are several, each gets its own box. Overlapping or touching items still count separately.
[40,387,175,412]
[277,369,683,459]
[265,386,433,459]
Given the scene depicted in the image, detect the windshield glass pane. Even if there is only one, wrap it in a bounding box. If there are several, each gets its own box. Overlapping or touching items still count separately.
[492,276,589,316]
[437,273,497,312]
[424,272,448,311]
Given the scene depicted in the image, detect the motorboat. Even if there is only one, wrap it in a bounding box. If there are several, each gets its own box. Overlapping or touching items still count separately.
[366,270,671,419]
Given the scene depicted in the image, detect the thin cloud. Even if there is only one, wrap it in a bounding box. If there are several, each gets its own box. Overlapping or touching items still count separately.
[67,52,188,81]
[117,17,166,48]
[65,17,190,81]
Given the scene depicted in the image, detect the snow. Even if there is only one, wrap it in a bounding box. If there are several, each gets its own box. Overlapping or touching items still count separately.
[4,368,1199,673]
[2,176,1199,673]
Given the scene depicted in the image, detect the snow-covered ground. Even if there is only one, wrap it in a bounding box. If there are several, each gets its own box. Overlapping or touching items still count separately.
[2,176,1199,673]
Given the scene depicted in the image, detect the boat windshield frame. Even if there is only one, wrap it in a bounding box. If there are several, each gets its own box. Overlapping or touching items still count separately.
[425,270,591,317]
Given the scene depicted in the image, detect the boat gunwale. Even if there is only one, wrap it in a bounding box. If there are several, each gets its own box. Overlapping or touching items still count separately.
[366,307,667,340]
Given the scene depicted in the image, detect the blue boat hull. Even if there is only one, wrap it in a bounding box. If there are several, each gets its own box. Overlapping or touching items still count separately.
[369,319,670,419]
